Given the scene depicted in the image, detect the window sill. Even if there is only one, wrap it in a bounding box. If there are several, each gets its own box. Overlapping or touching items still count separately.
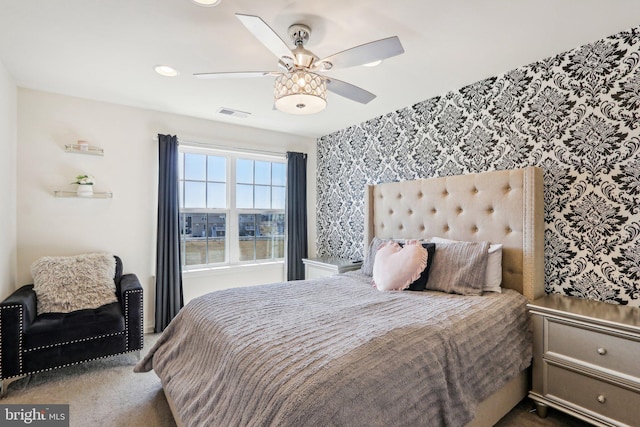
[183,261,284,277]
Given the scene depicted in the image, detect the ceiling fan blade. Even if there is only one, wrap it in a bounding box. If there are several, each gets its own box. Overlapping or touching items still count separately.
[193,71,277,79]
[235,14,293,61]
[326,78,376,104]
[317,36,404,70]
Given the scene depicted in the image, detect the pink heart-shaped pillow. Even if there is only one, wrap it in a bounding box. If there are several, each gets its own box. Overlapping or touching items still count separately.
[372,241,428,291]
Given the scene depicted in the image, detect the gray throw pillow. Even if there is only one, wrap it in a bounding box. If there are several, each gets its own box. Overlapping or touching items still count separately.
[426,242,490,296]
[361,237,388,276]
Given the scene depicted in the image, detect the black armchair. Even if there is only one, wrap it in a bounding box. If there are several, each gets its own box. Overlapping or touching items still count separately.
[0,256,143,397]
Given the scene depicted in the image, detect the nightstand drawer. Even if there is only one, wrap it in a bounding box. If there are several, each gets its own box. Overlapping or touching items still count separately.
[547,319,640,378]
[546,364,640,426]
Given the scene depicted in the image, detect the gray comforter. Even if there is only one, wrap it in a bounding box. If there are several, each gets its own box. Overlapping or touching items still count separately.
[136,271,531,427]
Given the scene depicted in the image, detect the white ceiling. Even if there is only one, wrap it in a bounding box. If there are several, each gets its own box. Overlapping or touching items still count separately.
[1,0,639,138]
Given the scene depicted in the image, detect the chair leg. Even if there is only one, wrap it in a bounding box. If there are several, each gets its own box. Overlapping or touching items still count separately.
[0,375,28,398]
[134,350,141,361]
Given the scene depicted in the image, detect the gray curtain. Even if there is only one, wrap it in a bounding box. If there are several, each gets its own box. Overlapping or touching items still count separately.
[155,134,183,332]
[286,152,308,280]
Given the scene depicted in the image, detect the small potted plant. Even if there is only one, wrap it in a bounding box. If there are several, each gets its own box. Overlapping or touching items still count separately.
[72,174,95,197]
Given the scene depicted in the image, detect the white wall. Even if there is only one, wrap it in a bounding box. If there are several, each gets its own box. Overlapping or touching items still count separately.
[183,262,285,303]
[0,60,17,299]
[17,88,316,330]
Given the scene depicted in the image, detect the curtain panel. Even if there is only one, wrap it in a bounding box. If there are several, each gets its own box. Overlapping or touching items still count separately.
[286,152,308,280]
[155,134,183,332]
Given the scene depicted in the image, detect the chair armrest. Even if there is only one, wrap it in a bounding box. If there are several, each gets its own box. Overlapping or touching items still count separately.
[118,274,143,352]
[1,285,37,329]
[118,273,143,296]
[1,285,37,379]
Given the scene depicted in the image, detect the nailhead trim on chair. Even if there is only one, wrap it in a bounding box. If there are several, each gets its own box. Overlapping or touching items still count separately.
[23,331,125,353]
[137,290,144,349]
[0,304,24,380]
[124,288,144,352]
[140,292,144,349]
[125,290,129,351]
[1,348,141,381]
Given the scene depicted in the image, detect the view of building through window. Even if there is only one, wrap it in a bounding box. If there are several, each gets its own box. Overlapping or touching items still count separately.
[238,213,285,261]
[178,149,286,267]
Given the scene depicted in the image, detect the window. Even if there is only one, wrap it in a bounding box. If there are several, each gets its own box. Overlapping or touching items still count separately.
[178,148,286,269]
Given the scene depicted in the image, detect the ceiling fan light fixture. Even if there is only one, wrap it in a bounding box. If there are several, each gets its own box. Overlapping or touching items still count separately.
[154,65,179,77]
[191,0,221,6]
[274,70,327,115]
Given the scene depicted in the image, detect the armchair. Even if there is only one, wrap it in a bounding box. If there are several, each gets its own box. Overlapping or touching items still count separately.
[0,256,143,397]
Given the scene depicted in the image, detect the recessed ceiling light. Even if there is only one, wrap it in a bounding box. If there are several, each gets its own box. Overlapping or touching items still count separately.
[363,59,383,67]
[192,0,221,6]
[154,65,179,77]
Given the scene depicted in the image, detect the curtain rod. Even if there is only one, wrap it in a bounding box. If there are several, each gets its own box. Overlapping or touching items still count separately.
[177,138,287,158]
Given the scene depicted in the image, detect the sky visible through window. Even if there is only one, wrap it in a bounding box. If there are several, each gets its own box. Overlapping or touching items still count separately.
[181,153,285,209]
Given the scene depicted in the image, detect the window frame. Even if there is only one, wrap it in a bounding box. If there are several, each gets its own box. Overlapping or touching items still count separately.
[178,145,286,270]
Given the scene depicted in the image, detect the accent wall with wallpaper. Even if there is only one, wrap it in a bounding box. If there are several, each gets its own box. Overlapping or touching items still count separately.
[316,26,640,307]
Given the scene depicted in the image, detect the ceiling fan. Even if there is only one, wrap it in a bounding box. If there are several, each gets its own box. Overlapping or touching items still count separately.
[194,14,405,115]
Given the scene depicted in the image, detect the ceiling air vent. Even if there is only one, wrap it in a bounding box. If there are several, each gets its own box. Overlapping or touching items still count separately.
[217,107,251,118]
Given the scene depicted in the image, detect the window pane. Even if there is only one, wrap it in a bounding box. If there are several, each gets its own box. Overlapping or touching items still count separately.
[273,213,285,258]
[185,153,206,181]
[236,159,253,184]
[239,214,255,236]
[179,213,187,265]
[178,213,186,265]
[207,182,226,209]
[255,161,271,185]
[207,155,226,182]
[272,186,285,209]
[183,213,207,266]
[178,151,184,180]
[239,214,256,261]
[254,185,271,209]
[272,163,286,186]
[207,213,226,263]
[236,184,253,208]
[184,181,206,208]
[255,213,285,260]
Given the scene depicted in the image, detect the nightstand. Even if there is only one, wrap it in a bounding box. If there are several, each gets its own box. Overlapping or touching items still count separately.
[302,257,362,280]
[528,294,640,426]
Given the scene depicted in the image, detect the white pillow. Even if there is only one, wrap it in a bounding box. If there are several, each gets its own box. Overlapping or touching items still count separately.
[430,237,502,293]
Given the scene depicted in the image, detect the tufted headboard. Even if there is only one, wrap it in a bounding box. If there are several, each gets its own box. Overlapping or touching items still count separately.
[364,167,544,300]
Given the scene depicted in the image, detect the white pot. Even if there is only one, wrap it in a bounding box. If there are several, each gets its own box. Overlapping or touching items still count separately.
[77,185,94,197]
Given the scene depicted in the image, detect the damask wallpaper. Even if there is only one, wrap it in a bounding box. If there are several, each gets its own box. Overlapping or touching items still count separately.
[316,26,640,306]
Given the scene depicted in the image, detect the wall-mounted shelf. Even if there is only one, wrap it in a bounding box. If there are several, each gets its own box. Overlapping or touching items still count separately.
[65,144,104,156]
[54,190,113,199]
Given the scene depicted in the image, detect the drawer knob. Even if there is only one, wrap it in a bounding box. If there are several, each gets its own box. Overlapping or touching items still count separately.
[597,395,606,404]
[597,347,607,355]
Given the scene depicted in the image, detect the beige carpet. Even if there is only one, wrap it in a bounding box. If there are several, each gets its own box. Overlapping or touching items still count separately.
[2,334,590,427]
[2,334,175,427]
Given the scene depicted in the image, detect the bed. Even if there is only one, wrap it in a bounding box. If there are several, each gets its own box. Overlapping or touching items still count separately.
[136,166,545,427]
